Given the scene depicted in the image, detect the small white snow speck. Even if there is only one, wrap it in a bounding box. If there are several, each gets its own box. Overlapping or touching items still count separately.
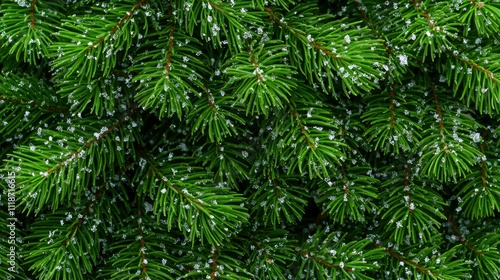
[397,54,408,66]
[470,132,481,143]
[344,35,351,44]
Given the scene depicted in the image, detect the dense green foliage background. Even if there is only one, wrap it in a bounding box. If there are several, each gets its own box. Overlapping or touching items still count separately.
[1,0,500,279]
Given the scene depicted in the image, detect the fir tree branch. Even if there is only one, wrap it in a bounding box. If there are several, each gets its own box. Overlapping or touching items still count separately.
[389,87,396,130]
[399,1,459,61]
[353,1,391,54]
[190,81,247,143]
[297,249,352,271]
[223,40,296,115]
[131,24,208,119]
[248,237,274,265]
[90,0,149,50]
[374,243,436,276]
[43,120,123,178]
[363,83,422,154]
[264,7,343,62]
[289,104,317,151]
[455,129,500,218]
[0,95,66,113]
[439,48,500,113]
[470,0,484,9]
[266,3,387,96]
[379,165,447,244]
[62,187,105,246]
[445,49,498,82]
[246,173,308,226]
[0,0,59,63]
[458,0,500,36]
[244,228,296,278]
[2,1,500,278]
[137,146,248,245]
[50,0,150,80]
[447,215,482,256]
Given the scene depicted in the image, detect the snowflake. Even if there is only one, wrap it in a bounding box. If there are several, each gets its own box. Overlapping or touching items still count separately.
[397,54,408,66]
[470,132,481,143]
[344,35,351,44]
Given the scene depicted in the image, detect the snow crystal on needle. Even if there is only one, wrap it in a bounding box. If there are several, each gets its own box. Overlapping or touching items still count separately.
[397,54,408,66]
[470,132,481,143]
[344,35,351,44]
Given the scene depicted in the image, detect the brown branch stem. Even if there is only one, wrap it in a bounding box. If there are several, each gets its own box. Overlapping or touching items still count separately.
[137,206,148,278]
[447,215,484,257]
[0,95,66,113]
[296,250,353,271]
[30,0,37,28]
[62,187,105,246]
[210,249,219,279]
[374,243,436,275]
[431,83,449,153]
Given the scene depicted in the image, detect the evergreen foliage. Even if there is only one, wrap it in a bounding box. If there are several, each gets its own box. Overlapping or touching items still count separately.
[1,0,500,279]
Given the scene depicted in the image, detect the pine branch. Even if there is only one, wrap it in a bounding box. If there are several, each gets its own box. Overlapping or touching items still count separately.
[0,0,62,63]
[195,140,253,188]
[456,130,500,218]
[375,241,472,279]
[223,40,297,116]
[458,0,500,37]
[244,228,297,279]
[363,82,423,154]
[267,3,387,96]
[4,116,134,213]
[447,217,500,279]
[317,164,378,224]
[417,83,483,182]
[50,0,150,81]
[130,24,209,119]
[102,205,182,280]
[296,228,385,279]
[246,173,309,226]
[1,0,500,278]
[135,147,248,246]
[22,186,109,279]
[190,82,247,143]
[440,47,500,113]
[379,165,446,245]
